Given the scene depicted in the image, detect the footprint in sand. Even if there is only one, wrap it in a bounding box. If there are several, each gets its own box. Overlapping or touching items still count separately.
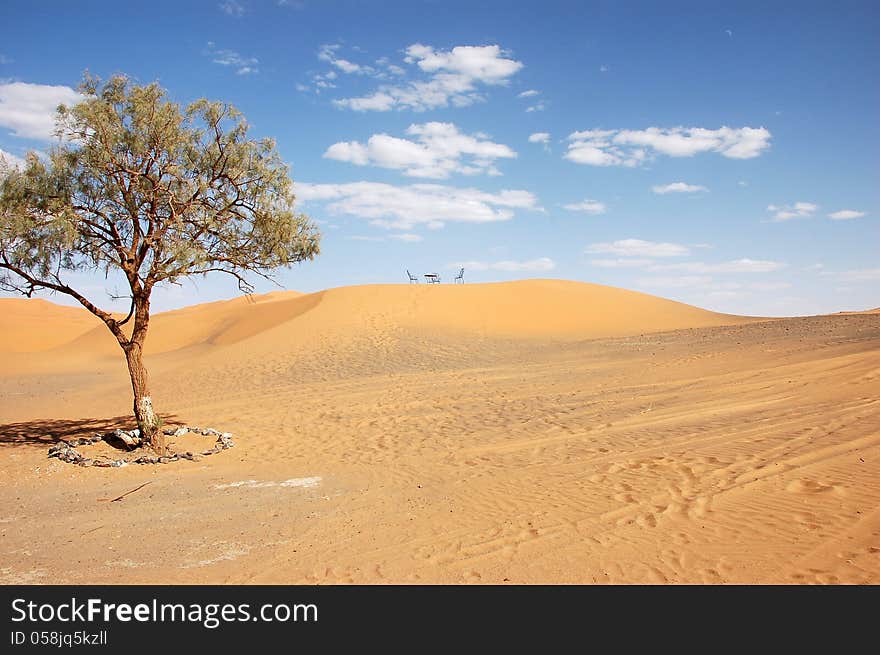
[464,570,482,582]
[785,479,846,496]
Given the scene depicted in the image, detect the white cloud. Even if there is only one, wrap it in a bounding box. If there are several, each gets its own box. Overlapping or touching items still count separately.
[389,233,423,242]
[335,92,395,111]
[219,0,245,16]
[767,201,816,222]
[374,57,405,76]
[318,44,375,75]
[590,258,654,268]
[749,281,793,291]
[518,89,540,98]
[525,102,546,113]
[0,82,81,140]
[820,268,880,282]
[589,256,784,274]
[565,126,771,166]
[451,258,555,272]
[528,132,550,152]
[586,239,690,258]
[649,258,785,273]
[637,277,783,294]
[334,44,522,112]
[296,181,540,230]
[347,233,423,243]
[563,199,606,215]
[323,122,516,178]
[652,182,708,194]
[206,43,258,75]
[638,275,716,289]
[304,47,412,93]
[828,209,866,220]
[347,235,384,242]
[333,60,362,74]
[0,147,25,170]
[406,43,522,81]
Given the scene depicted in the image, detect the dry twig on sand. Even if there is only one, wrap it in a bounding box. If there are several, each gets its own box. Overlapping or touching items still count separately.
[99,481,153,503]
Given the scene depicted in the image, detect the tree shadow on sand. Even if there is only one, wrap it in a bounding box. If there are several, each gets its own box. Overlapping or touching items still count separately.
[0,414,181,449]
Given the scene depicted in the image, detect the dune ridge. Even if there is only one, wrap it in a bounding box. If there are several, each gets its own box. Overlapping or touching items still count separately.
[1,279,752,357]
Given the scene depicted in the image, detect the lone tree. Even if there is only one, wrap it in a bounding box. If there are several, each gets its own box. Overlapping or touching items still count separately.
[0,75,320,453]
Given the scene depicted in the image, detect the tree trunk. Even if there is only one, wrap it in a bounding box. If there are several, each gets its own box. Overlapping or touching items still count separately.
[123,341,164,454]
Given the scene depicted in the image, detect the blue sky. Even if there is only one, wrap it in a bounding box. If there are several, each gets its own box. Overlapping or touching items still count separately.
[1,0,877,315]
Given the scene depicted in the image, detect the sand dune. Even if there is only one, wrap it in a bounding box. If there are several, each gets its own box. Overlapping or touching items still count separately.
[0,280,878,585]
[2,280,750,357]
[840,307,880,315]
[0,298,103,353]
[61,289,312,357]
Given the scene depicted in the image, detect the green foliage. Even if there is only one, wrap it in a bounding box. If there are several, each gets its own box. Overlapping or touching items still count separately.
[0,73,320,341]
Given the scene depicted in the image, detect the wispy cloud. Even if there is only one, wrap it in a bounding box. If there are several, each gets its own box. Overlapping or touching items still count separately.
[590,258,654,268]
[206,42,258,75]
[450,258,555,272]
[637,275,716,289]
[649,259,785,273]
[333,44,523,112]
[586,239,690,258]
[347,233,423,243]
[296,181,541,230]
[767,201,816,222]
[518,88,546,111]
[528,132,549,145]
[347,235,384,242]
[591,256,784,274]
[390,233,423,242]
[820,267,880,282]
[219,1,246,17]
[652,182,708,194]
[528,132,550,152]
[565,126,772,166]
[828,209,866,220]
[324,122,516,179]
[636,277,789,292]
[318,44,375,75]
[563,199,606,215]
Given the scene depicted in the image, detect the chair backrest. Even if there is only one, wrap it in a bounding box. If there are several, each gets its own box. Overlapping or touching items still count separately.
[458,268,464,277]
[407,269,416,280]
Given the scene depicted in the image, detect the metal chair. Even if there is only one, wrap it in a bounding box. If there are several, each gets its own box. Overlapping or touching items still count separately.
[406,269,419,283]
[454,268,464,284]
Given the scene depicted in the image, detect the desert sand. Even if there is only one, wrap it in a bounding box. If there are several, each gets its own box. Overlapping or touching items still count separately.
[0,279,878,584]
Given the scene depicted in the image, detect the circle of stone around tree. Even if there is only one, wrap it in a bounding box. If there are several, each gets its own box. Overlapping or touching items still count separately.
[47,426,235,467]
